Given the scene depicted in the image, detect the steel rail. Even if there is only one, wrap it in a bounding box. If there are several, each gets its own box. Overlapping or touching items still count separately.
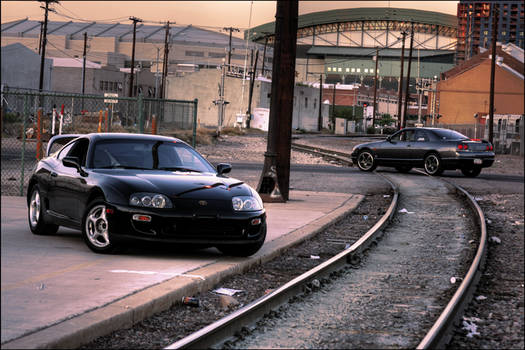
[164,174,399,349]
[294,144,489,349]
[416,173,488,349]
[287,146,489,348]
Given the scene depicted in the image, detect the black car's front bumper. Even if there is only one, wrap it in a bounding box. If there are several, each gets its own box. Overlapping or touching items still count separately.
[105,203,266,245]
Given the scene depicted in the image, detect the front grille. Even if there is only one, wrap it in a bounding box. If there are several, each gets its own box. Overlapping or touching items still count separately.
[160,218,247,238]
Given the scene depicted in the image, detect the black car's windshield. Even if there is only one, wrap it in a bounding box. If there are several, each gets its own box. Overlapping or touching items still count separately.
[91,140,214,173]
[432,129,469,140]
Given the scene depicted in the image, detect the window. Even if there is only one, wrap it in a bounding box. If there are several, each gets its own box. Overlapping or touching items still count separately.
[208,52,226,58]
[58,138,89,166]
[99,81,104,90]
[338,67,342,72]
[370,69,374,73]
[327,67,332,72]
[351,68,356,73]
[185,51,204,57]
[345,68,350,72]
[515,118,521,133]
[314,99,317,109]
[305,97,308,108]
[357,68,361,73]
[364,68,369,73]
[332,67,337,71]
[415,130,429,142]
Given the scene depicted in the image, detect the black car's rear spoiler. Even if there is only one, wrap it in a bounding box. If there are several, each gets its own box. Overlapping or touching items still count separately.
[46,134,82,157]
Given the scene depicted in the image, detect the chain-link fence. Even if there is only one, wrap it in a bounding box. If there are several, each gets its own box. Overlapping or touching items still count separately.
[1,88,198,196]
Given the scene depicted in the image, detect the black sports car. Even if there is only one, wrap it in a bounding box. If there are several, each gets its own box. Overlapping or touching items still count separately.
[27,133,266,256]
[351,127,495,177]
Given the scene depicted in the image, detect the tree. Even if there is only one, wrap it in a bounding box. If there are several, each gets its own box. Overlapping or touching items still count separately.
[377,113,395,127]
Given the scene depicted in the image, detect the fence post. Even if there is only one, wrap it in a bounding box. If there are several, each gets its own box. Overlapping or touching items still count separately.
[192,98,198,148]
[105,109,109,132]
[151,114,157,135]
[138,94,144,134]
[36,108,42,160]
[98,110,103,133]
[20,95,28,196]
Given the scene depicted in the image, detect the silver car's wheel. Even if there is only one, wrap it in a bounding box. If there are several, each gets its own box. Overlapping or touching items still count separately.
[82,198,119,253]
[29,189,41,228]
[85,204,110,248]
[356,150,377,172]
[424,153,443,176]
[28,185,59,235]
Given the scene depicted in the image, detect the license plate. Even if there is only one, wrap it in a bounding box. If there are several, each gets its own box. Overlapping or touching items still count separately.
[474,158,482,165]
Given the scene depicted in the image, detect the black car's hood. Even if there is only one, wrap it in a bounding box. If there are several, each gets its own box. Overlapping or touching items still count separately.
[92,169,251,199]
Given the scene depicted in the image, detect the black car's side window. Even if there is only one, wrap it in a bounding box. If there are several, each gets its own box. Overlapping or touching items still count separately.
[58,139,89,166]
[68,139,89,166]
[415,130,429,142]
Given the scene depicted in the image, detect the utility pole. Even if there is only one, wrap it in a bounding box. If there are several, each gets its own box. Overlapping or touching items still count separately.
[257,0,298,202]
[161,21,170,99]
[331,82,336,133]
[318,74,323,131]
[155,47,160,98]
[402,23,414,128]
[223,27,240,70]
[396,31,407,129]
[488,3,498,145]
[128,16,142,97]
[246,49,259,129]
[39,0,57,93]
[372,47,379,128]
[261,34,269,76]
[81,32,87,95]
[38,21,44,54]
[81,32,87,112]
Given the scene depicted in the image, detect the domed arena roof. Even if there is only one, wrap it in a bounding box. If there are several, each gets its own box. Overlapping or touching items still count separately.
[247,7,457,42]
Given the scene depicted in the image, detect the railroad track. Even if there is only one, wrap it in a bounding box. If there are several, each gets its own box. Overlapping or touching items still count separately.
[164,146,488,349]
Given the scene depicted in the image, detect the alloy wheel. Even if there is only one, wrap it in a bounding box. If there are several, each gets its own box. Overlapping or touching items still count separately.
[29,189,41,228]
[85,204,110,248]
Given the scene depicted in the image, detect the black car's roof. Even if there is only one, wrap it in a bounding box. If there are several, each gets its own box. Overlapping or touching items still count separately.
[83,133,185,144]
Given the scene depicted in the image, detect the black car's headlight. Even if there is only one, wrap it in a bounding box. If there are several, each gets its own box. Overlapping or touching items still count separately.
[232,195,263,211]
[130,193,173,208]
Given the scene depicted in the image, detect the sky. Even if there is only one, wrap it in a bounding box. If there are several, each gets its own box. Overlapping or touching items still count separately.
[1,1,459,36]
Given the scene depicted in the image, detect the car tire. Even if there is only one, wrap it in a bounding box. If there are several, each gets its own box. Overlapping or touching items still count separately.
[82,197,119,254]
[395,166,412,173]
[28,185,59,235]
[356,150,377,172]
[461,166,482,177]
[217,222,267,257]
[424,153,444,176]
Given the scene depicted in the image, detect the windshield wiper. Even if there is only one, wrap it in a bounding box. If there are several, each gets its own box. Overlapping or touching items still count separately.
[158,166,202,173]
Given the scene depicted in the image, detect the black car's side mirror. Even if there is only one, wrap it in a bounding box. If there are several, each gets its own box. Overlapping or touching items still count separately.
[63,156,87,176]
[217,163,232,175]
[386,135,392,142]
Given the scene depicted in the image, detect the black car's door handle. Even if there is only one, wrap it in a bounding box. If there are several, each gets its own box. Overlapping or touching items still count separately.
[51,172,58,177]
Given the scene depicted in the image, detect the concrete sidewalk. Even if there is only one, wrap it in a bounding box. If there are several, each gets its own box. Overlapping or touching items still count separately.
[1,191,363,349]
